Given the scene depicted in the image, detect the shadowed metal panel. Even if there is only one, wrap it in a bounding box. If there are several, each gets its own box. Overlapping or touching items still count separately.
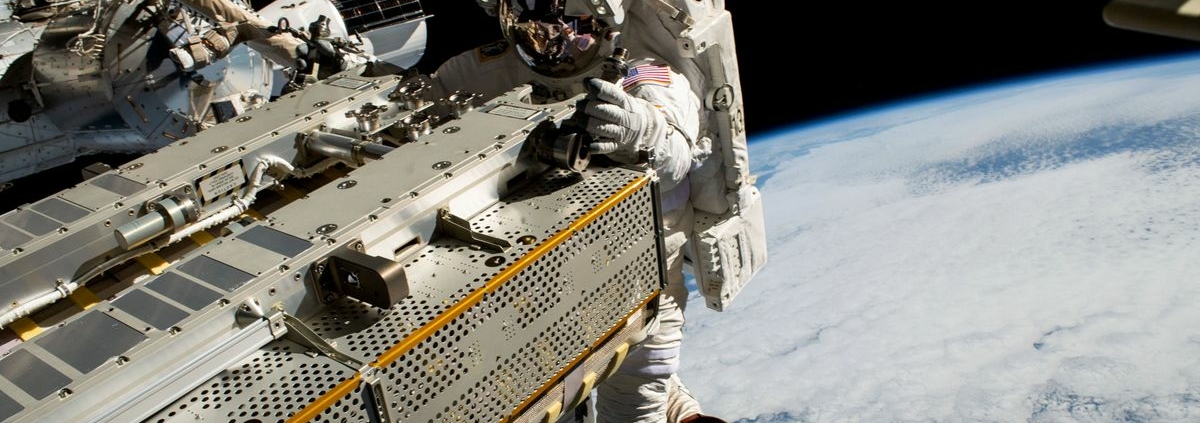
[0,350,71,400]
[35,312,146,373]
[88,173,144,196]
[147,272,223,311]
[112,289,189,331]
[2,209,57,236]
[177,255,255,292]
[237,226,312,257]
[31,197,88,223]
[0,391,21,421]
[0,222,31,249]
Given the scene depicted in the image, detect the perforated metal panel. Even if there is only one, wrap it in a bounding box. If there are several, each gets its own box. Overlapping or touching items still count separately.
[145,166,663,423]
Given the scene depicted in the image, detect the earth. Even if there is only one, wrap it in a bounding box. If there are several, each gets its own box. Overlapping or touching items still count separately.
[678,53,1200,423]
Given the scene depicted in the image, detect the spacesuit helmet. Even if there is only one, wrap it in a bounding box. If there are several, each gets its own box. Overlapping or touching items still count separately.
[490,0,625,78]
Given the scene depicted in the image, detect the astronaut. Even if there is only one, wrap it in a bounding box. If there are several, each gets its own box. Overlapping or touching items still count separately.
[166,0,303,71]
[165,0,370,83]
[430,1,723,422]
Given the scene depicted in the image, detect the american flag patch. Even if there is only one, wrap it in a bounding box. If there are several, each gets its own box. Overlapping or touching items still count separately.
[622,64,672,91]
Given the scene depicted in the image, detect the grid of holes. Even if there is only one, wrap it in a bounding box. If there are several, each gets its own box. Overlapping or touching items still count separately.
[341,298,444,358]
[142,170,650,423]
[502,170,589,202]
[588,188,654,273]
[310,298,386,342]
[484,247,570,341]
[415,305,593,423]
[364,245,566,415]
[406,244,488,277]
[492,169,637,239]
[147,344,356,423]
[476,203,526,237]
[315,384,367,422]
[298,179,599,420]
[559,168,634,207]
[544,169,639,236]
[406,188,659,422]
[379,345,470,419]
[230,359,347,422]
[478,170,631,238]
[582,248,658,341]
[448,304,594,422]
[348,226,595,420]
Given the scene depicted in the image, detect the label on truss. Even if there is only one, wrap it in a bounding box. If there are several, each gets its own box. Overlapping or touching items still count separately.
[197,161,247,205]
[487,104,540,120]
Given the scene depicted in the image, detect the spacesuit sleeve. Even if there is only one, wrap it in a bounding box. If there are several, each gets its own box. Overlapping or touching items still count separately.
[429,41,525,101]
[624,67,702,192]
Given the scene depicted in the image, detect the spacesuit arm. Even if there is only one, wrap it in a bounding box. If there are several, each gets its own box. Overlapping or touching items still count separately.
[583,69,700,192]
[629,86,696,193]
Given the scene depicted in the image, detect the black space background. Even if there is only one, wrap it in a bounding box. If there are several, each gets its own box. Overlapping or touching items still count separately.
[417,1,1200,136]
[4,0,1200,211]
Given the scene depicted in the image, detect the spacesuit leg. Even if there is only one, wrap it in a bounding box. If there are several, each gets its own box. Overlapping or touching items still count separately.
[596,205,701,423]
[172,0,301,68]
[666,374,704,422]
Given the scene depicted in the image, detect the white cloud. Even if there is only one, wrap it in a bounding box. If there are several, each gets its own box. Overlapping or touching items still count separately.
[680,55,1200,423]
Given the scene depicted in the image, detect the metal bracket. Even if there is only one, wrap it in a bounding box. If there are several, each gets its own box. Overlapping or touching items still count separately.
[266,311,287,339]
[435,208,512,253]
[281,313,366,371]
[236,298,288,339]
[360,367,398,423]
[235,297,268,328]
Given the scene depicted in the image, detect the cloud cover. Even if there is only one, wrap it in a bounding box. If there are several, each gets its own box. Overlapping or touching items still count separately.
[679,55,1200,423]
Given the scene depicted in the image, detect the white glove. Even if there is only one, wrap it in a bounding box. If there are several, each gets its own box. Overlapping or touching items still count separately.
[580,78,664,163]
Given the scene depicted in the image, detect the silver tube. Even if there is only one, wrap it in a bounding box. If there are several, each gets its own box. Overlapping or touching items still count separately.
[305,131,394,165]
[113,196,197,250]
[115,211,169,250]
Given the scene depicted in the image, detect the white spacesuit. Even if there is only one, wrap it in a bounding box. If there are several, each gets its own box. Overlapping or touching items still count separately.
[168,0,303,71]
[430,1,723,422]
[167,0,371,83]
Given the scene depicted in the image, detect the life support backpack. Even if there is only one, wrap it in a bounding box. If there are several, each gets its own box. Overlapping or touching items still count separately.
[626,0,767,311]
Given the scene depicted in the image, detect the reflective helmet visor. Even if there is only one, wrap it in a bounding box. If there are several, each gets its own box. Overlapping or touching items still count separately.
[499,0,607,77]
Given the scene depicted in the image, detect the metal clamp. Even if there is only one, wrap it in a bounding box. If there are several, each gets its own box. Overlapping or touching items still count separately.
[345,102,389,132]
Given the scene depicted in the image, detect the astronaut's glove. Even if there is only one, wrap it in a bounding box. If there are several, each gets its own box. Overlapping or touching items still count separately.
[581,77,665,163]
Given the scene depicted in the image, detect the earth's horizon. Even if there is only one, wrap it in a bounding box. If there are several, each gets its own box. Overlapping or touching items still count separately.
[680,52,1200,423]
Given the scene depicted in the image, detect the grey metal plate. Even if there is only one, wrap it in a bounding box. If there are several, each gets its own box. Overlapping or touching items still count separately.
[2,209,58,236]
[0,390,22,421]
[56,183,125,212]
[88,173,145,196]
[0,350,71,400]
[237,226,312,257]
[35,312,147,374]
[176,255,255,292]
[147,272,223,311]
[31,198,88,223]
[0,223,31,250]
[203,240,287,278]
[112,289,189,331]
